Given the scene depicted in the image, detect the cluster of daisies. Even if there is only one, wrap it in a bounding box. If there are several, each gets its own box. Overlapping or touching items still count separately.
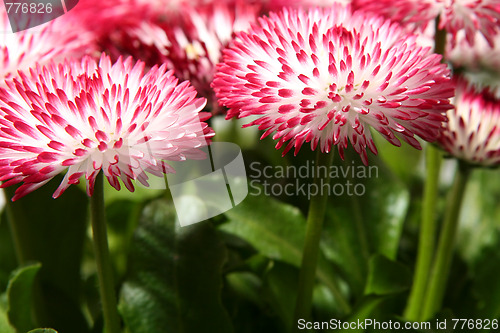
[0,0,499,200]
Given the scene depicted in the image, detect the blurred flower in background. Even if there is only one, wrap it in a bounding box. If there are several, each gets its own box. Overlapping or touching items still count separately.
[213,5,454,164]
[439,78,500,167]
[353,0,500,46]
[63,0,166,62]
[448,30,500,97]
[67,0,261,114]
[155,1,262,113]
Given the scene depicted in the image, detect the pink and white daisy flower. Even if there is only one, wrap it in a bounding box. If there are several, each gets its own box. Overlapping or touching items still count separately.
[0,54,213,200]
[212,6,454,164]
[0,12,94,81]
[353,0,500,47]
[439,79,500,166]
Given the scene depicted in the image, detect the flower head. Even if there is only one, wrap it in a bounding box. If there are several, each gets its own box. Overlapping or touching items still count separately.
[0,54,213,200]
[353,0,500,47]
[213,6,453,164]
[438,79,500,167]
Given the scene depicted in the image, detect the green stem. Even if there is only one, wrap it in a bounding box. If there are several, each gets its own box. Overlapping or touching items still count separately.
[433,19,447,57]
[404,145,442,320]
[421,161,471,320]
[292,150,335,329]
[4,186,31,264]
[90,173,121,333]
[3,186,49,326]
[404,17,448,321]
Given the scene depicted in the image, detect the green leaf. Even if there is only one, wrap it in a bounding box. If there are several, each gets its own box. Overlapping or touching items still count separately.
[0,294,15,333]
[120,198,232,333]
[6,263,41,332]
[226,272,265,308]
[223,271,285,333]
[365,254,411,296]
[450,167,500,319]
[221,192,350,314]
[27,329,58,333]
[0,313,15,333]
[221,193,305,267]
[322,151,409,296]
[457,167,500,263]
[471,234,500,319]
[262,262,298,332]
[3,176,89,332]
